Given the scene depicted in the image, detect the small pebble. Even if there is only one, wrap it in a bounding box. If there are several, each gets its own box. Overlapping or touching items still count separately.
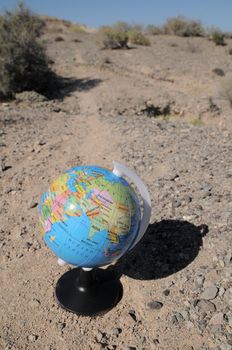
[128,310,137,322]
[29,298,40,308]
[200,286,218,300]
[111,327,122,336]
[196,299,216,313]
[209,312,224,325]
[163,289,170,296]
[147,301,163,310]
[52,107,61,113]
[38,140,46,146]
[28,334,38,342]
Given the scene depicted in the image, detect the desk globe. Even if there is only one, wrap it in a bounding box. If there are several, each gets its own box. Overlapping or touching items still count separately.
[38,161,151,316]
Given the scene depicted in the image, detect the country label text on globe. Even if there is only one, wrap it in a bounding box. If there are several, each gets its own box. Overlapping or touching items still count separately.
[38,166,141,267]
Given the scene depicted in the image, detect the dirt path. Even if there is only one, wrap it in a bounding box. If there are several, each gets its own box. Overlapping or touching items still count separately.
[76,87,119,166]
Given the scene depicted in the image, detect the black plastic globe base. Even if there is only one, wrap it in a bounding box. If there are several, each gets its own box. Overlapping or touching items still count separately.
[55,267,122,316]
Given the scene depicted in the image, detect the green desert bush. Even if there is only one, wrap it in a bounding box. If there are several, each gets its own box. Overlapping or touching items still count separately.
[97,23,150,48]
[210,28,225,45]
[163,16,204,37]
[97,26,129,49]
[0,2,54,98]
[128,30,150,46]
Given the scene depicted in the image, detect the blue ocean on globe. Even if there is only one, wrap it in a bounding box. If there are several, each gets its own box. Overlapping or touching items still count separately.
[38,166,141,267]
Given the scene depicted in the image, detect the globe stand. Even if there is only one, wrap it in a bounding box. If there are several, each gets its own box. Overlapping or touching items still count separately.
[55,267,122,316]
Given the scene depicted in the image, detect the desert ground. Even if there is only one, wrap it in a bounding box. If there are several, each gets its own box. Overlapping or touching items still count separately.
[1,19,232,350]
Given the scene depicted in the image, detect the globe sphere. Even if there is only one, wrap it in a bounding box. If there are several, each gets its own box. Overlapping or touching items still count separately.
[38,166,141,267]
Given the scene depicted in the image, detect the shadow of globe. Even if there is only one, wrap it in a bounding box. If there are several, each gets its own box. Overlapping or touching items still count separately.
[115,220,208,280]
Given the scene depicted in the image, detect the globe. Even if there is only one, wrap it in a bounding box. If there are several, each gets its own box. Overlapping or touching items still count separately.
[38,165,141,268]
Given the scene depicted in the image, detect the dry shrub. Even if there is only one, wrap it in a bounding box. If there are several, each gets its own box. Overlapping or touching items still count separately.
[97,22,150,49]
[128,30,150,46]
[97,26,128,49]
[163,16,204,37]
[209,28,225,46]
[0,2,54,98]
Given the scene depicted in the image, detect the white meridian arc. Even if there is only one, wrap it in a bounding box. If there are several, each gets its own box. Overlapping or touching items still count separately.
[112,161,151,250]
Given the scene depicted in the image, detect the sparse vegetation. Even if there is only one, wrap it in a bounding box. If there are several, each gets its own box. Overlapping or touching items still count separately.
[97,22,150,49]
[0,2,54,98]
[128,30,150,46]
[163,16,204,37]
[97,26,129,49]
[210,28,225,46]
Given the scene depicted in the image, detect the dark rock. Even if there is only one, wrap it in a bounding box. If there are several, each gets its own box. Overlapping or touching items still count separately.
[163,289,170,296]
[128,310,137,322]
